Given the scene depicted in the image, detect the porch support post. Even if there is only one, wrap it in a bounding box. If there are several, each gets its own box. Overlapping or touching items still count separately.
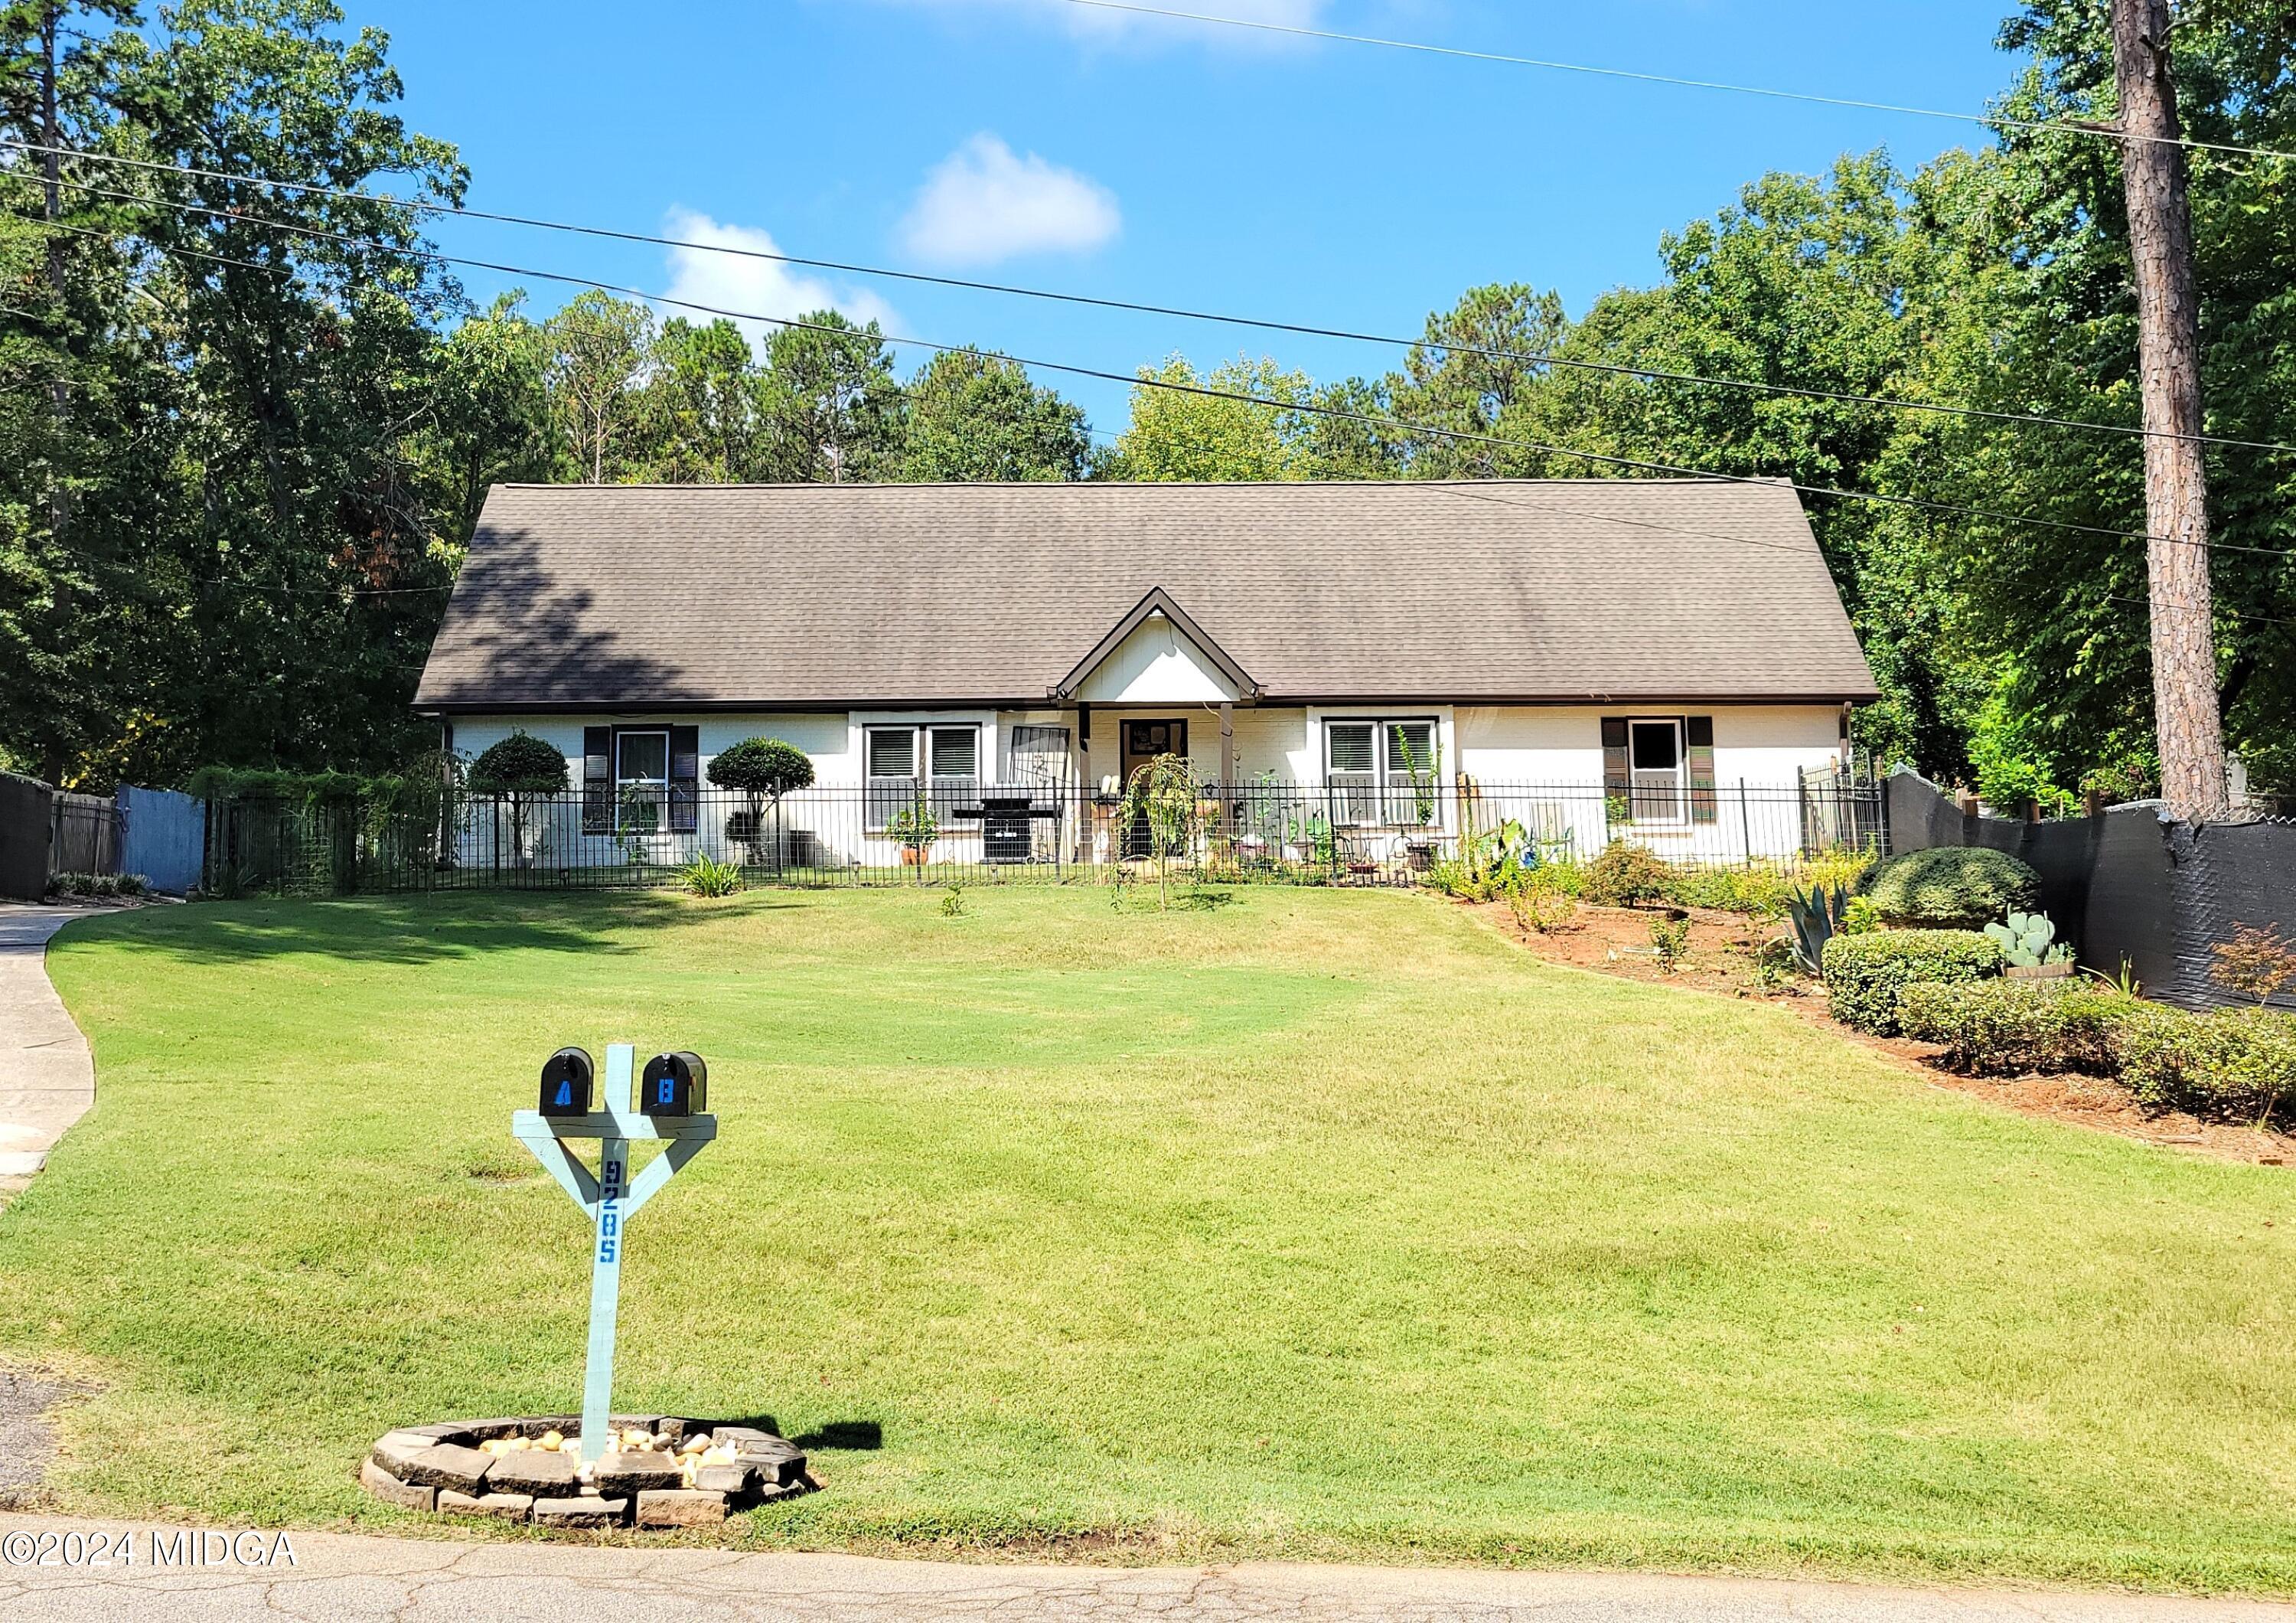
[1218,702,1235,833]
[1072,704,1091,863]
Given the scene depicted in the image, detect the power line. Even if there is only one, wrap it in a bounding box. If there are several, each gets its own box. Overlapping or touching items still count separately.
[1053,0,2296,165]
[23,223,2293,633]
[10,136,2291,459]
[43,181,2296,568]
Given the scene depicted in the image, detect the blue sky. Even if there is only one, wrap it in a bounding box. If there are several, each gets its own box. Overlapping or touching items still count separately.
[341,0,2031,436]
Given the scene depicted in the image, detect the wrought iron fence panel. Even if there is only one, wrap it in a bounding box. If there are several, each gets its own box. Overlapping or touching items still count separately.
[197,777,1885,896]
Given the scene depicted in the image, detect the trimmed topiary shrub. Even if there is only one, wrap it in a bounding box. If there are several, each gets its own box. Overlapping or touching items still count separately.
[2118,1006,2296,1122]
[1583,839,1672,907]
[706,737,815,802]
[1899,978,2132,1075]
[1821,929,2004,1035]
[1854,846,2040,929]
[468,731,569,795]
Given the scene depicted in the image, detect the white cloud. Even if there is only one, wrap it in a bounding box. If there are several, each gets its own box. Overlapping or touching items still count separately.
[898,134,1121,267]
[657,208,899,354]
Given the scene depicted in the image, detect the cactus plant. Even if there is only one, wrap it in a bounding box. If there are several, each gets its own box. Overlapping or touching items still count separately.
[1984,909,2069,968]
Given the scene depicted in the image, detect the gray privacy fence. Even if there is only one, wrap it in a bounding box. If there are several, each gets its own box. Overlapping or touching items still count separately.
[1885,771,2296,1012]
[201,774,1885,895]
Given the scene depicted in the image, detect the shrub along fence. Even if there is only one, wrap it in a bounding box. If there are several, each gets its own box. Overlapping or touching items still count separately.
[1883,771,2296,1013]
[198,775,1884,896]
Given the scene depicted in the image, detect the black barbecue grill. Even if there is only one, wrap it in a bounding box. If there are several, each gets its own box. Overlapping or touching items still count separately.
[955,794,1062,863]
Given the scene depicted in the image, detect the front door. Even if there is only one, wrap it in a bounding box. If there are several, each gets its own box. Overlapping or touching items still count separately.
[1120,720,1187,857]
[1120,719,1187,788]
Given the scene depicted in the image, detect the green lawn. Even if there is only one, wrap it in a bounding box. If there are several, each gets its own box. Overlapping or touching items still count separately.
[5,887,2296,1589]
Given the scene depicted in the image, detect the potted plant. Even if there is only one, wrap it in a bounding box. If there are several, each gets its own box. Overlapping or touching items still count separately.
[886,801,938,866]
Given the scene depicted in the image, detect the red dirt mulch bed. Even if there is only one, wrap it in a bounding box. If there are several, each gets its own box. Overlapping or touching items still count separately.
[1462,895,2291,1167]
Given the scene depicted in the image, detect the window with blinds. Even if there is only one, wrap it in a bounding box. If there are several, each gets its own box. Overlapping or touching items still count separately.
[1325,718,1438,827]
[865,723,981,830]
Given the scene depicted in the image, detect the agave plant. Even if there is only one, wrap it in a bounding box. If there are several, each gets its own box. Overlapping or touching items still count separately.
[1786,883,1850,976]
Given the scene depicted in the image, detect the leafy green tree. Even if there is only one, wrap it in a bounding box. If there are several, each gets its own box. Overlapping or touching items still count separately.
[94,0,468,783]
[755,310,907,483]
[1099,354,1309,482]
[1388,283,1566,478]
[407,291,551,563]
[640,316,760,483]
[545,290,651,485]
[468,728,565,855]
[902,349,1089,482]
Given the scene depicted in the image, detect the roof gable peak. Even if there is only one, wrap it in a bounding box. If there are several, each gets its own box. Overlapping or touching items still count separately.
[1054,587,1259,701]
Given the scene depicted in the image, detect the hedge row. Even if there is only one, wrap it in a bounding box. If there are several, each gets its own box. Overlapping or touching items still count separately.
[1899,978,2296,1122]
[1898,978,2124,1075]
[1821,929,2005,1035]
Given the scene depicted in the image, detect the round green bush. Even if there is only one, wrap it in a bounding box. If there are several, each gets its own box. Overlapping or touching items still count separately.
[706,737,815,800]
[1583,840,1672,908]
[468,731,568,795]
[1854,846,2039,929]
[1821,929,2004,1035]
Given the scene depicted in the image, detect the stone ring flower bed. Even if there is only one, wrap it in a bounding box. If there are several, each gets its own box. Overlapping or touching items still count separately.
[360,1414,810,1529]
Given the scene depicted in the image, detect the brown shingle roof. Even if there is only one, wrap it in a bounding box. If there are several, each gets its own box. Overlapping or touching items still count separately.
[413,479,1878,710]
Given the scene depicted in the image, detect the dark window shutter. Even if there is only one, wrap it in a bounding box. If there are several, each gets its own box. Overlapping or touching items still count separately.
[582,727,611,834]
[1600,717,1629,830]
[1686,716,1717,823]
[1600,717,1629,795]
[670,725,700,834]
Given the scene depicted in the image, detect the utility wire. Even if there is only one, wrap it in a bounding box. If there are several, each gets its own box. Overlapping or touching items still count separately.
[8,136,2291,459]
[25,217,2290,631]
[1053,0,2296,165]
[38,181,2296,567]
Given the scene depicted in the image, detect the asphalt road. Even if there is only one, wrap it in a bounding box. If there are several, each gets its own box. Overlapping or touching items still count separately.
[0,1515,2290,1623]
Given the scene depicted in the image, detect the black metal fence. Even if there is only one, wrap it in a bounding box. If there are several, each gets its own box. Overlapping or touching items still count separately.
[201,773,1884,896]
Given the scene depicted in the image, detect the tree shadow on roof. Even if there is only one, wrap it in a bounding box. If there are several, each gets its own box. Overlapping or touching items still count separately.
[419,522,709,709]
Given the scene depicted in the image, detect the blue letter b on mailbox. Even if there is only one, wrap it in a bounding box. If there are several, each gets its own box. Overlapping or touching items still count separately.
[640,1051,707,1116]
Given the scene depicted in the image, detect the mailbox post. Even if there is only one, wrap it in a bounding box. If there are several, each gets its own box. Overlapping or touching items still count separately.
[512,1043,716,1465]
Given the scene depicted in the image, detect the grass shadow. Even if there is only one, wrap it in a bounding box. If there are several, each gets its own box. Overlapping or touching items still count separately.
[54,889,809,968]
[793,1420,882,1452]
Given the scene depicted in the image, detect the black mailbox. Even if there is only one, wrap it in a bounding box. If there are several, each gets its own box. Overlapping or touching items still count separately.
[639,1050,707,1116]
[540,1047,595,1116]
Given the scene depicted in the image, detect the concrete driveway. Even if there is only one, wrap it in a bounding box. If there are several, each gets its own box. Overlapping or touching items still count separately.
[0,906,92,1190]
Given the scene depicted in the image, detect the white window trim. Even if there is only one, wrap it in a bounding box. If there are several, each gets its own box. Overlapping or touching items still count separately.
[1322,715,1441,828]
[615,729,670,832]
[1624,716,1690,827]
[858,717,986,834]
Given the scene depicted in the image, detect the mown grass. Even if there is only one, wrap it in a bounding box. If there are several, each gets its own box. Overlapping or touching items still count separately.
[5,886,2295,1589]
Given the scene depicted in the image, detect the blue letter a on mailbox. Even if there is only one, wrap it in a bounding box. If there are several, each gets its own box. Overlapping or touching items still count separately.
[554,1079,574,1109]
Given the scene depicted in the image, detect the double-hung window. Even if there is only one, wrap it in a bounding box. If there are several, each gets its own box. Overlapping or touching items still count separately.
[615,730,670,833]
[582,725,700,835]
[865,723,981,830]
[1325,718,1439,827]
